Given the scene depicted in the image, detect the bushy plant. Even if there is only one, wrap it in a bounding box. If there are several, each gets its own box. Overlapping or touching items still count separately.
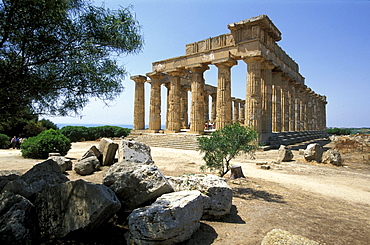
[60,126,90,142]
[327,128,352,135]
[197,123,258,177]
[0,134,10,149]
[21,129,71,159]
[60,125,131,142]
[39,119,58,130]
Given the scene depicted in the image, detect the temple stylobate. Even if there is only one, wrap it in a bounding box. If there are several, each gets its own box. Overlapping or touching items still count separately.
[131,15,327,145]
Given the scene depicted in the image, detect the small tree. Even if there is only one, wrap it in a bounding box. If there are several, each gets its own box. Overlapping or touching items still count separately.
[197,123,258,177]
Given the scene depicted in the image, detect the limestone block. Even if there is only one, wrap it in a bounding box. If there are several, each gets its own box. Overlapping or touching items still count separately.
[35,179,121,238]
[322,149,342,166]
[74,156,100,176]
[277,145,294,162]
[166,174,232,218]
[261,229,320,245]
[103,162,173,212]
[2,159,69,200]
[98,138,118,166]
[0,191,36,244]
[81,145,102,163]
[126,191,203,245]
[304,143,323,162]
[118,139,154,165]
[48,156,72,172]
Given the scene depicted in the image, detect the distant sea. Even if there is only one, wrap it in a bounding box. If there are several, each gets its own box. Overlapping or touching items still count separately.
[56,123,135,129]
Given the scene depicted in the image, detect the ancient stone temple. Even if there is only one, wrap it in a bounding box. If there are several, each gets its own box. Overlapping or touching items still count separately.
[131,15,327,146]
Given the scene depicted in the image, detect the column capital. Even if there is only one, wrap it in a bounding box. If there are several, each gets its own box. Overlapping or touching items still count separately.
[166,68,186,77]
[186,63,209,73]
[130,75,147,83]
[213,57,237,67]
[242,56,265,64]
[146,71,166,80]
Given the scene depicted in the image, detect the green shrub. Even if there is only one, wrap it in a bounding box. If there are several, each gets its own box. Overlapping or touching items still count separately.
[60,125,131,142]
[21,129,71,159]
[0,134,10,149]
[327,128,351,135]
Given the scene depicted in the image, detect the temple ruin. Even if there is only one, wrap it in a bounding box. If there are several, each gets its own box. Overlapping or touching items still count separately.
[130,15,327,146]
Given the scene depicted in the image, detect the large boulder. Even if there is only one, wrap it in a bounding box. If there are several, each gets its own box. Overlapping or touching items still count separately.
[2,159,69,200]
[74,156,101,176]
[322,149,342,166]
[261,229,320,245]
[0,170,21,191]
[81,145,102,163]
[118,139,154,165]
[166,174,232,218]
[277,145,294,162]
[126,191,203,245]
[0,191,36,245]
[35,179,121,238]
[304,143,323,162]
[48,156,72,172]
[98,138,118,166]
[103,162,173,212]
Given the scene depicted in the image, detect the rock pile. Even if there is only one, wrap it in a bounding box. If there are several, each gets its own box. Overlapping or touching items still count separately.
[0,139,233,244]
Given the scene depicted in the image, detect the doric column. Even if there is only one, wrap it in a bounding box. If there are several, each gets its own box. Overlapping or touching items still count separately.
[288,80,296,132]
[232,98,240,124]
[299,86,307,131]
[244,58,263,135]
[131,75,147,130]
[294,83,301,131]
[281,75,290,132]
[239,100,245,124]
[146,71,165,133]
[321,96,328,131]
[187,64,208,134]
[204,92,210,123]
[211,92,217,123]
[164,81,170,129]
[214,58,237,129]
[261,62,274,135]
[166,68,185,133]
[272,71,282,132]
[180,85,189,129]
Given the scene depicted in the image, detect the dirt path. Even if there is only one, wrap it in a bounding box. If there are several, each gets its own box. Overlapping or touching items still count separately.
[1,141,370,244]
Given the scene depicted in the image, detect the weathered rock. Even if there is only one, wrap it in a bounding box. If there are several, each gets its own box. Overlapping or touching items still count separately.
[277,145,294,162]
[74,156,101,175]
[118,139,154,165]
[126,191,203,245]
[0,170,21,191]
[98,138,118,166]
[48,156,72,172]
[0,191,36,244]
[35,179,121,238]
[81,145,102,163]
[166,174,232,218]
[322,149,342,166]
[261,165,271,170]
[103,162,173,212]
[2,159,69,200]
[261,229,320,245]
[304,143,323,162]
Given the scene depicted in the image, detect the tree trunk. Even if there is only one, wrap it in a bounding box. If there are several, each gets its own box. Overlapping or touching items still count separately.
[229,165,245,179]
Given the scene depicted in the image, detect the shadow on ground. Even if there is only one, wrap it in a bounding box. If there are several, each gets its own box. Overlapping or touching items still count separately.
[232,187,286,203]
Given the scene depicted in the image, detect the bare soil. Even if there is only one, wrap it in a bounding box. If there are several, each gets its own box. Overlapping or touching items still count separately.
[1,139,369,245]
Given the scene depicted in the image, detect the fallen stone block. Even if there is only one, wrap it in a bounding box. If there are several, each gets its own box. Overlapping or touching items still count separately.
[277,145,294,162]
[48,156,72,172]
[118,139,154,165]
[126,190,203,245]
[98,138,118,166]
[322,149,342,166]
[304,143,323,162]
[261,165,271,170]
[74,156,100,176]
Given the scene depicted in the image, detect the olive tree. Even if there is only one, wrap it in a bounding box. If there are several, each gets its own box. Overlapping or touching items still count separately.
[197,123,258,177]
[0,0,143,120]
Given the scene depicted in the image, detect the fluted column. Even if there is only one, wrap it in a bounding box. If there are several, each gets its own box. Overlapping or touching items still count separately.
[187,64,208,134]
[214,58,237,129]
[166,69,185,133]
[204,92,210,123]
[131,75,147,130]
[244,58,263,135]
[272,71,282,132]
[281,75,290,132]
[180,85,189,129]
[299,86,307,131]
[261,62,274,135]
[146,72,165,132]
[294,83,301,131]
[239,100,245,124]
[211,93,217,124]
[232,98,240,124]
[288,80,296,132]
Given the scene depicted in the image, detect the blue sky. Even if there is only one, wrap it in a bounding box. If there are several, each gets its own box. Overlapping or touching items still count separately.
[48,0,370,128]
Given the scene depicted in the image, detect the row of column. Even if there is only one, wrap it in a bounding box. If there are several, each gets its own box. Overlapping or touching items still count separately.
[131,57,327,139]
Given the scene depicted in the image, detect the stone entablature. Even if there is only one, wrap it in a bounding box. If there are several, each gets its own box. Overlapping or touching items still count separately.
[131,15,327,143]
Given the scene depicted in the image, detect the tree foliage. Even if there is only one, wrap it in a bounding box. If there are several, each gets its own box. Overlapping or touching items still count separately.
[0,0,143,120]
[197,123,258,177]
